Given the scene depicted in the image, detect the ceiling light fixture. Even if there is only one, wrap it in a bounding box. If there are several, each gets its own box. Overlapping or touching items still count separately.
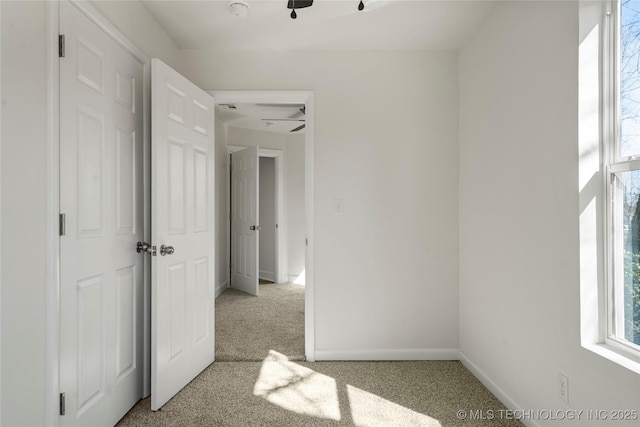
[288,0,309,19]
[229,0,251,18]
[287,0,363,19]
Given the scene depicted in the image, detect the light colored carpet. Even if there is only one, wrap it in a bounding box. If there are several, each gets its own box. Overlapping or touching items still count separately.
[215,283,305,362]
[117,352,522,426]
[116,284,522,426]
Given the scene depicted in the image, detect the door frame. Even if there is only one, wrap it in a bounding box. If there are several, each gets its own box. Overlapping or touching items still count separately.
[227,146,286,287]
[212,91,315,362]
[46,1,152,424]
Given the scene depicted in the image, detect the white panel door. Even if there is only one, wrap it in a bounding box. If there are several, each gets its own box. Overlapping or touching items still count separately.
[231,147,259,296]
[151,59,215,410]
[59,1,144,425]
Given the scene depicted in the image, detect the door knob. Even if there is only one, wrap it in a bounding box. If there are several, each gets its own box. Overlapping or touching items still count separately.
[160,245,175,256]
[249,225,262,231]
[137,242,156,256]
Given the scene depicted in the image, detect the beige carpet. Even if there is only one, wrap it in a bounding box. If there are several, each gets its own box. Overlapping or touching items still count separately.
[215,283,305,362]
[118,352,521,426]
[117,284,522,426]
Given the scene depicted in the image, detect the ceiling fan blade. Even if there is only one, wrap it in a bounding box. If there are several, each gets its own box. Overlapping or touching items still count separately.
[289,107,305,119]
[261,118,305,122]
[290,124,306,133]
[256,103,304,108]
[287,0,313,9]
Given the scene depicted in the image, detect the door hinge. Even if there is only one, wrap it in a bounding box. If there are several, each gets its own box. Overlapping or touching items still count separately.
[59,213,66,236]
[58,34,65,58]
[59,392,66,416]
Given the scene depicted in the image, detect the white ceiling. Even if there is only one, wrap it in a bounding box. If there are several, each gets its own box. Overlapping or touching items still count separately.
[144,0,496,134]
[216,103,307,134]
[141,0,497,51]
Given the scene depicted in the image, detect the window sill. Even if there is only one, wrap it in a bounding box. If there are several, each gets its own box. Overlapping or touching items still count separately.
[583,342,640,375]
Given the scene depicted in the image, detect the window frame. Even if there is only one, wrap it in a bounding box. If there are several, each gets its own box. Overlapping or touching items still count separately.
[603,0,640,363]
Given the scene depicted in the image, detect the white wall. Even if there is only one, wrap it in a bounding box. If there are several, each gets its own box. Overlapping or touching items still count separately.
[182,51,460,356]
[0,2,179,424]
[228,126,287,151]
[459,1,640,423]
[1,3,48,424]
[259,157,276,281]
[286,133,306,282]
[90,1,181,70]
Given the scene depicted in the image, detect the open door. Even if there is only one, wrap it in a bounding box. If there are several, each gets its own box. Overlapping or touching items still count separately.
[231,147,260,296]
[150,59,215,410]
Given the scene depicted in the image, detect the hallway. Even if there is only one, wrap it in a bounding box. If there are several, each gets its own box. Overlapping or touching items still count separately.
[215,283,305,361]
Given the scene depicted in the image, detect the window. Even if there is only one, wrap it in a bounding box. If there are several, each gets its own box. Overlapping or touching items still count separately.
[606,0,640,353]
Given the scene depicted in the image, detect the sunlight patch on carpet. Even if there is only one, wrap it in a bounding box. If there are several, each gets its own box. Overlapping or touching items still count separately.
[253,350,340,421]
[347,384,442,426]
[253,350,442,426]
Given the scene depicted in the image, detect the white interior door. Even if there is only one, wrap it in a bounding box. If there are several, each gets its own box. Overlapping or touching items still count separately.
[151,59,215,410]
[231,147,260,296]
[59,1,144,425]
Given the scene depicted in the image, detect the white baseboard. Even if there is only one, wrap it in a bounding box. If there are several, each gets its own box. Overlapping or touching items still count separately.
[315,348,459,361]
[459,352,540,427]
[259,270,275,282]
[215,281,228,299]
[314,348,535,426]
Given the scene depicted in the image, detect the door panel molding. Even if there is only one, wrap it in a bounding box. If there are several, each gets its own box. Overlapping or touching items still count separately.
[59,1,145,424]
[150,58,215,411]
[230,146,260,296]
[48,1,151,424]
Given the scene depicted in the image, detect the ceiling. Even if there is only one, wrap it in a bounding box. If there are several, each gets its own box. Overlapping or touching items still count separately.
[216,103,307,134]
[141,0,497,51]
[145,0,496,134]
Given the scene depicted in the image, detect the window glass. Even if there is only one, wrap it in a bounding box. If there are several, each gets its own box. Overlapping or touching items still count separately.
[612,170,640,345]
[620,1,640,157]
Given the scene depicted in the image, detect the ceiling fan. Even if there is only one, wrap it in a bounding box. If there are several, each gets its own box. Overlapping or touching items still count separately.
[261,106,306,133]
[287,0,365,19]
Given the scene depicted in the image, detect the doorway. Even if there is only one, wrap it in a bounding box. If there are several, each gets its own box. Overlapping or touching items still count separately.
[226,146,286,295]
[259,156,276,284]
[217,143,305,361]
[212,91,315,361]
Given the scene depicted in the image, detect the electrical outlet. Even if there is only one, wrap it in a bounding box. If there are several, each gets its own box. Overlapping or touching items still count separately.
[559,373,569,404]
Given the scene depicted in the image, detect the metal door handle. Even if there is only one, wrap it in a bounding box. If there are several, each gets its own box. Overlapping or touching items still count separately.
[160,245,175,256]
[137,242,156,256]
[249,225,262,231]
